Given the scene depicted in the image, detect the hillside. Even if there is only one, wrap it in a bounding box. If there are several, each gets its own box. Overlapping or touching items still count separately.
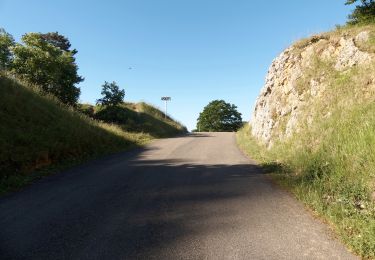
[238,24,375,258]
[81,102,186,138]
[0,75,186,194]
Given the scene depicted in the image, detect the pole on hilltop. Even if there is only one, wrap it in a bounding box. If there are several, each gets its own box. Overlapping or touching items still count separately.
[161,96,171,119]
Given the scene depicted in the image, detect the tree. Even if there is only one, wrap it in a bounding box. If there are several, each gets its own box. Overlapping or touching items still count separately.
[346,0,375,24]
[40,32,73,52]
[96,81,125,106]
[0,28,15,70]
[12,32,83,106]
[197,100,242,132]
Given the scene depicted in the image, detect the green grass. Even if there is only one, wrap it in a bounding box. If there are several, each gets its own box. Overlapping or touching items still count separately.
[237,24,375,258]
[0,75,186,195]
[237,120,375,258]
[80,102,187,138]
[120,102,187,137]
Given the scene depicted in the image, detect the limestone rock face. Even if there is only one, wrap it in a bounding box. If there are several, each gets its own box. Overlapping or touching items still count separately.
[251,31,373,146]
[335,37,371,70]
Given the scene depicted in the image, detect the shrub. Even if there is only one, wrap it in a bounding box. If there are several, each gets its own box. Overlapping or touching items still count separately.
[94,105,138,125]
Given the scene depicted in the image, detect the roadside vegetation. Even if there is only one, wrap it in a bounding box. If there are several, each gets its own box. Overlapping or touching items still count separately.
[237,5,375,258]
[0,29,186,195]
[0,75,185,195]
[238,118,375,257]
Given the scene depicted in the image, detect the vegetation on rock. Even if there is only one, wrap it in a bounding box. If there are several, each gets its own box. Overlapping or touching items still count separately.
[239,23,375,258]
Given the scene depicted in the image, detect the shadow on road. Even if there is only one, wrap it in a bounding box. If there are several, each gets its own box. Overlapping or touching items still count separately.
[0,146,270,259]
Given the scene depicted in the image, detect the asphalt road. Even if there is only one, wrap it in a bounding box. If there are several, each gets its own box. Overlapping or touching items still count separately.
[0,133,356,259]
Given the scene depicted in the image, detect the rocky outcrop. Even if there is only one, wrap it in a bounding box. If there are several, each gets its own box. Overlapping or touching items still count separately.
[251,30,374,146]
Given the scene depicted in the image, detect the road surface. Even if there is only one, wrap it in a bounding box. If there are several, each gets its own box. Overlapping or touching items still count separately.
[0,133,356,259]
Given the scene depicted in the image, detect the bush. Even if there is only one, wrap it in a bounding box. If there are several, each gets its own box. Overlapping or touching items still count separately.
[94,105,138,125]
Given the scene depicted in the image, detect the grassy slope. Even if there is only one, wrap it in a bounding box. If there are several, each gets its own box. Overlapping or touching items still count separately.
[0,75,186,195]
[91,102,187,138]
[237,24,375,258]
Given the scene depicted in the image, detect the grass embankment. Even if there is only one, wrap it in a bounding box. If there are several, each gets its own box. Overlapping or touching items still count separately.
[237,25,375,258]
[0,75,186,195]
[238,120,375,258]
[81,101,186,138]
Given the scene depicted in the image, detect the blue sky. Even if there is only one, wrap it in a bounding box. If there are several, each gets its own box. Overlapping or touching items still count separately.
[0,0,352,130]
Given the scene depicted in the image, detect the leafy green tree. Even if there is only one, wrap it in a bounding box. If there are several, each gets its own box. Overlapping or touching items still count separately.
[12,32,83,106]
[197,100,242,132]
[346,0,375,24]
[40,32,73,52]
[0,28,15,70]
[96,81,125,106]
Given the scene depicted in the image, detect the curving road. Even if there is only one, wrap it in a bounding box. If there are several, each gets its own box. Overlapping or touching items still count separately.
[0,133,356,259]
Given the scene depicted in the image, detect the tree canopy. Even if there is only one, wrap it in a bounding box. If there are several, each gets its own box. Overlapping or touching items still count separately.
[96,81,125,107]
[346,0,375,24]
[0,28,15,70]
[197,100,242,132]
[40,32,74,52]
[12,32,83,106]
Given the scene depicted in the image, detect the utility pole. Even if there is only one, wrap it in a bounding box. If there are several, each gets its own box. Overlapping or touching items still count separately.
[161,97,171,119]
